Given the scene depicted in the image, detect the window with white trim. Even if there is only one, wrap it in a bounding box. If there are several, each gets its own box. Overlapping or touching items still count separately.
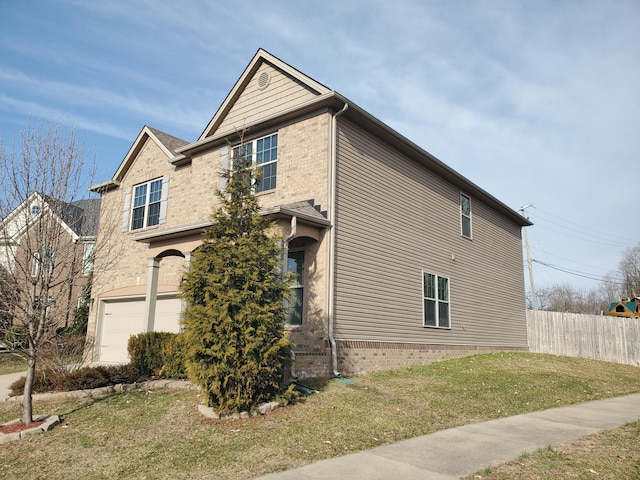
[232,133,278,192]
[285,250,304,325]
[131,178,163,230]
[82,242,95,275]
[31,252,40,277]
[423,272,450,328]
[31,246,54,278]
[461,194,472,239]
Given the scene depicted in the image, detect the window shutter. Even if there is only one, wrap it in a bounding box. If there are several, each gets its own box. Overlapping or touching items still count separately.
[218,147,229,193]
[158,175,170,225]
[122,187,132,232]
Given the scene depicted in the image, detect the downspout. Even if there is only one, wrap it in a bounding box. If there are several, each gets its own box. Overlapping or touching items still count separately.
[285,215,298,379]
[328,102,348,377]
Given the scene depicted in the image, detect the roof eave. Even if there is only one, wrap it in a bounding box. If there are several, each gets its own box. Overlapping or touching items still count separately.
[175,93,343,158]
[331,92,533,228]
[260,206,331,227]
[90,180,120,193]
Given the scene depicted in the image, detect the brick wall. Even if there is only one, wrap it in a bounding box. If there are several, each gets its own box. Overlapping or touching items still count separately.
[291,341,528,379]
[336,341,528,377]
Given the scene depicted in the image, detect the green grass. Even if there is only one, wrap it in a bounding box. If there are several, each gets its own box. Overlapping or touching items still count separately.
[1,352,639,479]
[462,421,640,479]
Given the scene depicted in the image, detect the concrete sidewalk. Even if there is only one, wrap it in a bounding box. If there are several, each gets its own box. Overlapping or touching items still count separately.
[254,393,640,480]
[0,371,26,402]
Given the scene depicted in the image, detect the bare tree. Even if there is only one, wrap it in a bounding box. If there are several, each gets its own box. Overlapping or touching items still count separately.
[599,272,623,304]
[618,244,640,298]
[0,120,98,424]
[537,282,607,315]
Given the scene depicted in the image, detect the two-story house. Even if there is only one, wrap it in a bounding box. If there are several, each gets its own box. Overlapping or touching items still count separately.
[87,49,531,377]
[0,192,99,332]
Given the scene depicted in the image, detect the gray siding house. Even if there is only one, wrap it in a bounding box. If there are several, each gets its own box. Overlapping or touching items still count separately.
[87,49,530,377]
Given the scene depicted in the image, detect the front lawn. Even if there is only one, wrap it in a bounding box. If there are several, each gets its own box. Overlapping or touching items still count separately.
[0,353,26,375]
[1,353,639,479]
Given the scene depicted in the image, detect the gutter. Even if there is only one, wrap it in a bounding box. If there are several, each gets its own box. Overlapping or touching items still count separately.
[327,102,348,377]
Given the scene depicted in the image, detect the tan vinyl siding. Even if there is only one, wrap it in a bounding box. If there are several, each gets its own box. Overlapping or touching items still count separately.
[334,119,527,347]
[215,63,318,136]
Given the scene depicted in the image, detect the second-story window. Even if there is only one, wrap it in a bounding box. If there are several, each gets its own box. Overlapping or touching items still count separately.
[461,194,472,239]
[232,133,278,193]
[32,246,54,278]
[131,178,163,230]
[82,242,96,275]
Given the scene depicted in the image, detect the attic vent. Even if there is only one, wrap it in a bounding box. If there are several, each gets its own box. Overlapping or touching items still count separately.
[257,71,271,90]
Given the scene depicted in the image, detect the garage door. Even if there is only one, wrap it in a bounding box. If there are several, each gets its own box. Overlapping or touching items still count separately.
[98,296,182,363]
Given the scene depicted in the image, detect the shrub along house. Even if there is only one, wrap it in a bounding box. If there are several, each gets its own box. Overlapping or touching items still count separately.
[86,49,531,377]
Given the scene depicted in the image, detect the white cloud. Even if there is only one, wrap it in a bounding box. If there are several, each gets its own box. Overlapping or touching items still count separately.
[2,0,639,291]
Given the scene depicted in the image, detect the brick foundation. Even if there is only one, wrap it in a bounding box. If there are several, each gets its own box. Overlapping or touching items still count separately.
[292,341,529,379]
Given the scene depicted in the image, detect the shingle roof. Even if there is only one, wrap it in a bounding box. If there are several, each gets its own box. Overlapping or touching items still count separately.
[44,195,101,237]
[67,199,101,237]
[261,199,330,226]
[146,126,189,155]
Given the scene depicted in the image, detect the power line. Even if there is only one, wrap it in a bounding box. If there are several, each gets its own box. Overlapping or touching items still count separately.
[534,223,631,249]
[533,207,637,244]
[532,259,625,285]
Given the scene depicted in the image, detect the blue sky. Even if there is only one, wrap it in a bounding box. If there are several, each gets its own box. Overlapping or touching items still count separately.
[1,0,639,296]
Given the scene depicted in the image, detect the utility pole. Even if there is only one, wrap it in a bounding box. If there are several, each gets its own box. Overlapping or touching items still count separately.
[520,205,537,311]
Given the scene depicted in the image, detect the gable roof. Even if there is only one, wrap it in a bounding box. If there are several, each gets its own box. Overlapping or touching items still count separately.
[92,49,530,228]
[175,49,531,227]
[198,49,331,141]
[90,126,188,192]
[0,192,101,244]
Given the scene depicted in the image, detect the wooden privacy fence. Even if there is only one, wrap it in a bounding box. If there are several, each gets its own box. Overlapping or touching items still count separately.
[526,310,640,366]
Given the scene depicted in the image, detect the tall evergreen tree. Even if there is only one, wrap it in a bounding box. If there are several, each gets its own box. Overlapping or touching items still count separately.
[180,142,292,414]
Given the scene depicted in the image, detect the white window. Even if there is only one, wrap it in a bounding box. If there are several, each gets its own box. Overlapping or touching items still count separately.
[122,177,169,233]
[82,242,95,275]
[423,272,450,328]
[131,178,163,230]
[31,252,40,277]
[285,250,304,325]
[31,246,54,278]
[461,194,472,239]
[232,133,278,193]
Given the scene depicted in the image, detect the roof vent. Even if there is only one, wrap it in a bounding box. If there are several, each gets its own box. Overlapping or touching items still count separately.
[257,71,271,90]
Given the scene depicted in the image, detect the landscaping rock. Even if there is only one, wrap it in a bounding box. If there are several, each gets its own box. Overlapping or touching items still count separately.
[198,400,282,420]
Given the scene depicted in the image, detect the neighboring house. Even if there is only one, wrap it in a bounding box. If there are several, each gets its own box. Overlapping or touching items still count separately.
[87,49,531,377]
[0,192,100,331]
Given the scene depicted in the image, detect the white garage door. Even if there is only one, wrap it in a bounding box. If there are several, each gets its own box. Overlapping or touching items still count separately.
[98,296,182,363]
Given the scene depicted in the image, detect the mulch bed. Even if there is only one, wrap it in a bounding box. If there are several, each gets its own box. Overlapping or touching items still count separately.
[0,419,46,434]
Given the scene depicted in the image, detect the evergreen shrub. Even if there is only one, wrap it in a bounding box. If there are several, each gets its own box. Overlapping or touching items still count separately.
[160,333,188,379]
[181,141,293,414]
[128,331,174,377]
